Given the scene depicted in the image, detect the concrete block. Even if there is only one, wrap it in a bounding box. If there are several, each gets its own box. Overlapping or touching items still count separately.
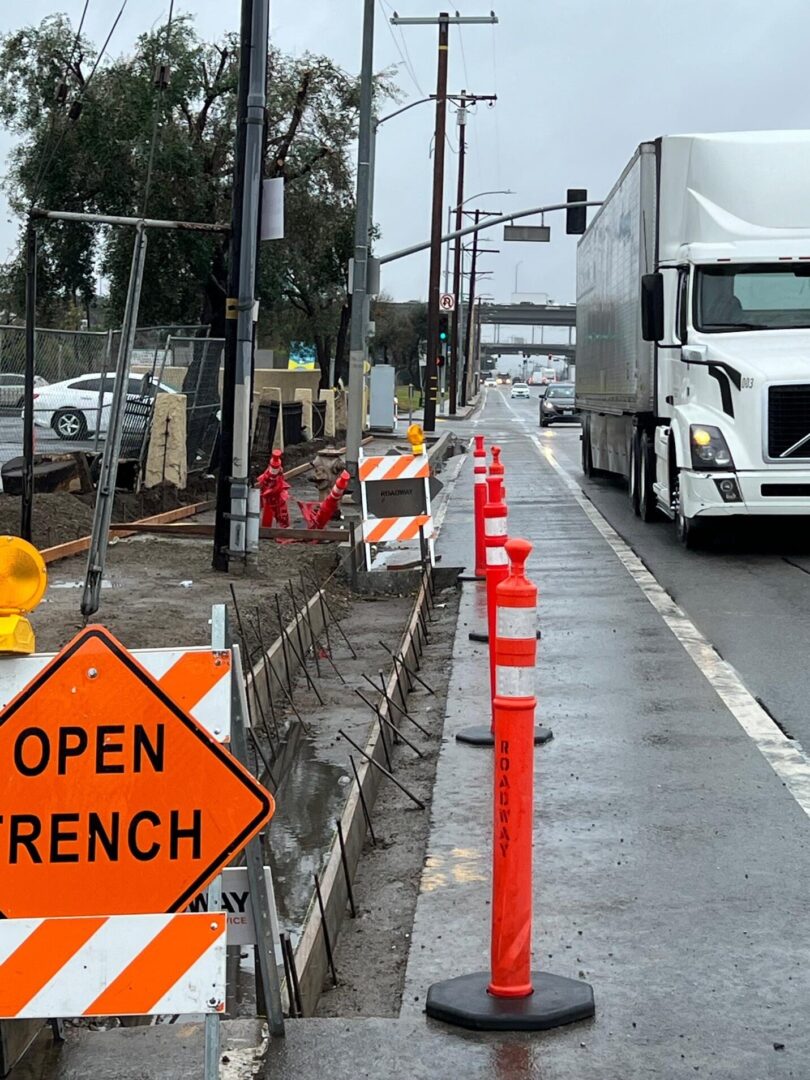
[319,389,337,437]
[144,393,187,489]
[294,387,314,440]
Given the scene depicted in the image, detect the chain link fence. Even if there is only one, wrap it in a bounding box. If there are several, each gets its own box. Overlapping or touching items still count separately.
[0,324,221,489]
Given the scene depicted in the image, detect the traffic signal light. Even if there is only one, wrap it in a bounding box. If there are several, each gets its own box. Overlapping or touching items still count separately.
[566,188,587,235]
[438,313,450,345]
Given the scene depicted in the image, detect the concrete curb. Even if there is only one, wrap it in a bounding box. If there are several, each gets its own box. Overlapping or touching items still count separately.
[289,578,432,1016]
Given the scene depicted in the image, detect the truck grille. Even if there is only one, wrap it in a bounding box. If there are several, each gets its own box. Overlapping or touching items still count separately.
[768,385,810,458]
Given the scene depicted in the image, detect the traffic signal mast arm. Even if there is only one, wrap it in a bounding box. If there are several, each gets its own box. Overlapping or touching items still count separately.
[378,199,603,266]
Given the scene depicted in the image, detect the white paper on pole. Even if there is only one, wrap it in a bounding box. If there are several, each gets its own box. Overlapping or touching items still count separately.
[261,177,285,240]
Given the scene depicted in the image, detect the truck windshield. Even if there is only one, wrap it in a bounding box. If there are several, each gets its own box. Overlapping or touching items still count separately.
[695,264,810,332]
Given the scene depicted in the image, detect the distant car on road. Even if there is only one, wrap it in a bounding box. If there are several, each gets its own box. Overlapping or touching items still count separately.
[539,382,579,426]
[510,382,531,400]
[0,373,48,410]
[484,377,497,387]
[31,372,175,440]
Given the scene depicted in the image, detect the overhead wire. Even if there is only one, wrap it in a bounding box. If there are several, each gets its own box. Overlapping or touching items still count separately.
[489,21,503,189]
[377,0,425,98]
[140,0,175,216]
[456,22,470,90]
[29,0,131,209]
[29,0,92,205]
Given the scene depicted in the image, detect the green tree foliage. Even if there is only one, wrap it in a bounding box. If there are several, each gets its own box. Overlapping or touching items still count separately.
[371,297,427,386]
[0,13,392,381]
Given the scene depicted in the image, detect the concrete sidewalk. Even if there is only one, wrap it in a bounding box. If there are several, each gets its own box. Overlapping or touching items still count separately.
[267,415,810,1078]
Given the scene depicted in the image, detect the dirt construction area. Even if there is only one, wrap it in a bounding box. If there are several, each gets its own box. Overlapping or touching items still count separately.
[35,532,342,653]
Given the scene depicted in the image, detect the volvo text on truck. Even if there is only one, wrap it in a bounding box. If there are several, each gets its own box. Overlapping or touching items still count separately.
[576,131,810,546]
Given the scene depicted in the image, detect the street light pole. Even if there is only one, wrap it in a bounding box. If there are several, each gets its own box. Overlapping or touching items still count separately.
[462,208,480,406]
[346,0,375,481]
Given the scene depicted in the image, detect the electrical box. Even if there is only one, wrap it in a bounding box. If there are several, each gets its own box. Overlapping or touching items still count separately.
[369,364,397,432]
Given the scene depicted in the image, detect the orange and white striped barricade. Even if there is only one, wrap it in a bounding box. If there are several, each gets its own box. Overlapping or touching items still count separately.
[0,911,227,1019]
[427,538,594,1031]
[0,604,280,1062]
[359,453,434,570]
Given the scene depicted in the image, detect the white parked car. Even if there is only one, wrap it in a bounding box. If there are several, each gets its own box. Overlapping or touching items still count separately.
[31,372,175,440]
[510,382,531,399]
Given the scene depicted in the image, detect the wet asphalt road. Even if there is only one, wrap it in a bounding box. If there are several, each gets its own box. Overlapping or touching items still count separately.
[490,386,810,751]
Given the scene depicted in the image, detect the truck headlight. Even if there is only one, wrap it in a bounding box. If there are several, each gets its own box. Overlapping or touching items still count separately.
[543,400,555,411]
[690,425,734,470]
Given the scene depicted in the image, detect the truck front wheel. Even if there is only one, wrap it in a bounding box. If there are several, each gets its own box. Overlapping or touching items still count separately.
[675,471,704,549]
[629,430,641,516]
[638,431,658,522]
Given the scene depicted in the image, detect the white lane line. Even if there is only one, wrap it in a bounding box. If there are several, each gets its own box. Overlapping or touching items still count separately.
[533,435,810,818]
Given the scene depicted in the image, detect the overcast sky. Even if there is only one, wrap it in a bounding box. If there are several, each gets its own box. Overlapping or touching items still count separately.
[1,0,809,312]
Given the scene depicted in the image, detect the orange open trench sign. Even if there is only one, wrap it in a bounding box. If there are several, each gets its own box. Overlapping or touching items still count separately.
[0,626,274,919]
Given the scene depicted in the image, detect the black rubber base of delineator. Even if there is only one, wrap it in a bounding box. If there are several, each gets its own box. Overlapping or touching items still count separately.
[455,725,553,746]
[468,630,542,643]
[458,574,486,583]
[426,971,595,1032]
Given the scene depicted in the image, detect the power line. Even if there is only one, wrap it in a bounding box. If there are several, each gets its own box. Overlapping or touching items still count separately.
[140,0,175,215]
[456,23,470,89]
[489,21,503,189]
[29,0,131,208]
[29,0,92,205]
[377,0,425,97]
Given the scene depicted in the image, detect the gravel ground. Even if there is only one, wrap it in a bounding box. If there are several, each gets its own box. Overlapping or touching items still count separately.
[314,585,460,1018]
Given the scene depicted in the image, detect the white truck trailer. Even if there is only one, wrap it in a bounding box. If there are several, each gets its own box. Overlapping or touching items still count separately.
[576,131,810,545]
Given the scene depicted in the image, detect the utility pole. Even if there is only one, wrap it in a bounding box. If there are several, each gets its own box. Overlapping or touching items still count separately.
[346,0,375,481]
[21,223,36,542]
[449,93,467,416]
[213,0,269,570]
[425,13,449,432]
[391,12,498,431]
[462,208,480,407]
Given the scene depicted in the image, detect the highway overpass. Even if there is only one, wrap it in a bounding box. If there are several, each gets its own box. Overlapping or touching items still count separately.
[477,302,576,328]
[481,342,575,360]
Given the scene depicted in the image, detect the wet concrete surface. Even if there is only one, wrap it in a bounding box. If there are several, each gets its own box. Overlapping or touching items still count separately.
[266,387,810,1078]
[8,1019,265,1080]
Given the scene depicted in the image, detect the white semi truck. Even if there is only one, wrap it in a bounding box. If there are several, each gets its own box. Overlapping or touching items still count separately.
[576,131,810,545]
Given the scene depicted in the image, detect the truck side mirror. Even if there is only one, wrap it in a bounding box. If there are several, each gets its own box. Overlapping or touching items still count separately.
[641,273,664,342]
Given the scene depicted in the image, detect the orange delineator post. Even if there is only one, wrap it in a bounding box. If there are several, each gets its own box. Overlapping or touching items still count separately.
[426,537,594,1029]
[473,435,487,577]
[489,537,537,998]
[484,474,509,701]
[490,443,504,478]
[312,469,350,529]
